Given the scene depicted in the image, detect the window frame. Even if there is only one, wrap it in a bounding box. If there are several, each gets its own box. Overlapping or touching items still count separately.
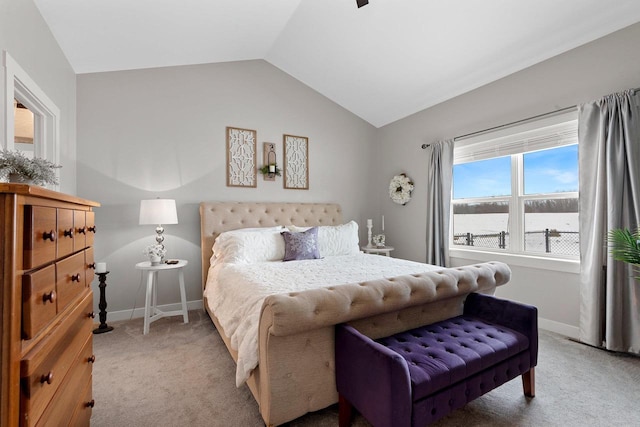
[449,111,580,272]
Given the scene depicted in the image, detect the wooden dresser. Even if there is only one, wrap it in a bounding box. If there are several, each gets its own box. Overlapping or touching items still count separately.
[0,184,100,427]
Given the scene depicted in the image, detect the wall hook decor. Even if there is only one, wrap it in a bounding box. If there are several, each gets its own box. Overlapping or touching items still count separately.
[260,142,281,181]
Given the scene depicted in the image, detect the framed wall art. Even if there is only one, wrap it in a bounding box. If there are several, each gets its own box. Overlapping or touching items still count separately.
[226,126,257,188]
[283,134,309,190]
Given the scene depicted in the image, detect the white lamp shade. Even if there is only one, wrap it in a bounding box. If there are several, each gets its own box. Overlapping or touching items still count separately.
[139,199,178,225]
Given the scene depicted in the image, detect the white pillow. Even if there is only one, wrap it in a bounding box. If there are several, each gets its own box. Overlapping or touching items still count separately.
[212,226,285,265]
[287,221,359,257]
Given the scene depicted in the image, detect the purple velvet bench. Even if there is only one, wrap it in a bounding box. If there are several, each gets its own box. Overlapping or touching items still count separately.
[335,293,538,427]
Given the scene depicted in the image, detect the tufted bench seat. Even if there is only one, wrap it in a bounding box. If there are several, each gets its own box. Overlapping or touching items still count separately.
[335,293,538,427]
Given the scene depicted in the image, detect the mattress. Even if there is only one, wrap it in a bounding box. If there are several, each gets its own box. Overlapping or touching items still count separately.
[204,253,442,386]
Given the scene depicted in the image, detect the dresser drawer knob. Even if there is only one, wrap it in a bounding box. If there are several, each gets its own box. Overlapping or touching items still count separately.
[86,400,95,408]
[63,228,74,238]
[88,311,96,319]
[88,355,96,363]
[43,230,56,242]
[71,274,81,282]
[88,262,96,270]
[88,225,97,234]
[42,290,56,304]
[40,372,54,385]
[78,226,87,235]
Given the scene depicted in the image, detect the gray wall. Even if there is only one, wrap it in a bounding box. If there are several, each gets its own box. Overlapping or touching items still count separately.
[0,0,77,193]
[76,60,376,317]
[12,0,640,334]
[374,22,640,336]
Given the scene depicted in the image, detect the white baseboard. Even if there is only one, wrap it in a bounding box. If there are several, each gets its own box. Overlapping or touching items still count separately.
[104,299,204,323]
[539,317,579,339]
[103,303,580,340]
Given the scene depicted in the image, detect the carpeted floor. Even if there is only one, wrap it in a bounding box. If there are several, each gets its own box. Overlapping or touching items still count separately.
[90,310,640,426]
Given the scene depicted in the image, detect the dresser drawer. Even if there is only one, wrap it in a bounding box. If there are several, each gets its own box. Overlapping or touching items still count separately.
[22,265,57,340]
[56,252,86,312]
[20,292,93,426]
[68,375,93,427]
[69,376,95,427]
[35,336,94,427]
[85,211,96,248]
[85,247,95,287]
[24,206,57,269]
[73,210,87,252]
[57,209,75,259]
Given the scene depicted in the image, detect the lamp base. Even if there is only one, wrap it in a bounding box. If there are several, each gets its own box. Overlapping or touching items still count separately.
[155,225,165,246]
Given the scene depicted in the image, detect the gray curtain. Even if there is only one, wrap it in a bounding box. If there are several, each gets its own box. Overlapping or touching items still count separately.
[425,140,454,267]
[578,89,640,353]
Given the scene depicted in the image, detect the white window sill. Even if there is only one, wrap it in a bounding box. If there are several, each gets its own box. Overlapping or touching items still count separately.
[449,248,580,274]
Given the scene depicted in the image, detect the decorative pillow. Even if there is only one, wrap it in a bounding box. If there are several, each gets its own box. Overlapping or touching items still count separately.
[287,221,359,257]
[281,227,321,261]
[212,226,285,265]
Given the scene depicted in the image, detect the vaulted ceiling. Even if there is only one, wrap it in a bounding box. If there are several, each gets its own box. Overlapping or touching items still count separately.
[34,0,640,127]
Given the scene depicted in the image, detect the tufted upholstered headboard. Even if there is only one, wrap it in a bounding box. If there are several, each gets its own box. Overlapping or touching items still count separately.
[199,202,343,291]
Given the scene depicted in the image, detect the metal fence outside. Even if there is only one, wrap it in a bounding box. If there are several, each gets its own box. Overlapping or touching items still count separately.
[453,229,579,256]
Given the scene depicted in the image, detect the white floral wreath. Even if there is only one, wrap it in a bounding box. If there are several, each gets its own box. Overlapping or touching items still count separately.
[389,173,414,205]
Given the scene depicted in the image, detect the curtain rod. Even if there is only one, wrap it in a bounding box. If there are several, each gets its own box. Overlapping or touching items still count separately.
[420,105,576,149]
[421,87,640,150]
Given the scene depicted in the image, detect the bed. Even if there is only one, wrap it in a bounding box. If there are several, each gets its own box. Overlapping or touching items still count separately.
[199,202,511,426]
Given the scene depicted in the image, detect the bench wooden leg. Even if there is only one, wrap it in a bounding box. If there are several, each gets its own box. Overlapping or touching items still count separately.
[522,367,535,397]
[338,394,353,427]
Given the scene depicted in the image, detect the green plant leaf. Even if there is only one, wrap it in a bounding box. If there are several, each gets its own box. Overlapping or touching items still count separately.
[608,227,640,279]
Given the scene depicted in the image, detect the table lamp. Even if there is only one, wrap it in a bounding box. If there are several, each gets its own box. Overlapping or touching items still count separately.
[139,199,178,249]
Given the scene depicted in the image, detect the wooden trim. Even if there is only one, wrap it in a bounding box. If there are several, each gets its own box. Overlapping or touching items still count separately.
[0,194,10,426]
[0,184,100,208]
[0,193,21,426]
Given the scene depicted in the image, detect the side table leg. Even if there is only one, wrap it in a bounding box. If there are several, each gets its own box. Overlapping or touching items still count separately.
[152,271,158,313]
[143,271,154,335]
[178,268,189,324]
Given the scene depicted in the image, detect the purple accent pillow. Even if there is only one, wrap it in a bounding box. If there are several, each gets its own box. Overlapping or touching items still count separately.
[281,227,320,261]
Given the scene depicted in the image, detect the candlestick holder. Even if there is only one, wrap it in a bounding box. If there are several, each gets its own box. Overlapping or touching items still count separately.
[367,223,373,247]
[93,271,114,334]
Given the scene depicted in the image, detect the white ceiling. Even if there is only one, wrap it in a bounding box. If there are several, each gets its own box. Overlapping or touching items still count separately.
[34,0,640,127]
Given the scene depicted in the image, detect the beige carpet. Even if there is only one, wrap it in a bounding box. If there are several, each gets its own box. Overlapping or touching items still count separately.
[91,310,640,427]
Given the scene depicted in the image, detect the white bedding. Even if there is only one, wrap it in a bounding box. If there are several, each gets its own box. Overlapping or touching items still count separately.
[204,253,442,386]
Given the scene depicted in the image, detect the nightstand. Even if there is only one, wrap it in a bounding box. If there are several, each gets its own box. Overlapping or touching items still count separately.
[135,260,189,334]
[362,246,395,257]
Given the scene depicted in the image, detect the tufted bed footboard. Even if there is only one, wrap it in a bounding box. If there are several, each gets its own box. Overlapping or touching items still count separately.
[256,262,512,426]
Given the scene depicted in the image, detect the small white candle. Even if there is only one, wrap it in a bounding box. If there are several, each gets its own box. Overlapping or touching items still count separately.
[269,164,275,173]
[96,262,107,273]
[382,215,385,232]
[367,219,373,228]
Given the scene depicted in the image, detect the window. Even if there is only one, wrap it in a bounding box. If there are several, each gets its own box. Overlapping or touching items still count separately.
[451,113,579,259]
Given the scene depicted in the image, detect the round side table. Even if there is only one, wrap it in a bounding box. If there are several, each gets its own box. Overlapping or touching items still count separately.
[135,260,189,335]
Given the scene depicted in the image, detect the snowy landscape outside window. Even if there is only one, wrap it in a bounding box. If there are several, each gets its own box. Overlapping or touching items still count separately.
[451,115,579,259]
